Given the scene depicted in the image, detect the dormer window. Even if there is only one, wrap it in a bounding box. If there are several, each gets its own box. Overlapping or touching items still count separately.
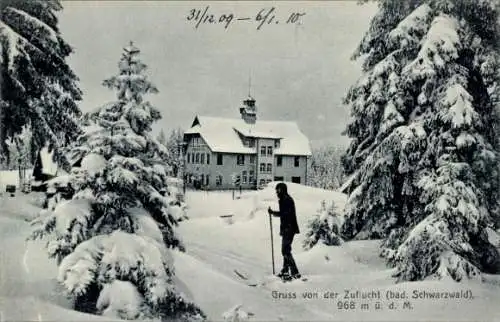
[244,138,255,147]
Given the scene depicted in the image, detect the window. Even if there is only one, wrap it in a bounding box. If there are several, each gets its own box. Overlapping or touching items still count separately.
[267,146,273,155]
[217,154,223,165]
[294,156,300,167]
[206,153,210,165]
[249,170,254,184]
[292,176,301,184]
[216,175,223,186]
[200,174,204,185]
[274,176,284,181]
[237,154,245,165]
[260,146,266,156]
[245,138,254,147]
[242,171,247,183]
[276,155,282,167]
[259,179,266,187]
[200,153,205,164]
[206,175,210,185]
[195,153,200,163]
[267,163,272,173]
[187,153,191,164]
[275,140,280,148]
[260,163,266,172]
[249,155,256,164]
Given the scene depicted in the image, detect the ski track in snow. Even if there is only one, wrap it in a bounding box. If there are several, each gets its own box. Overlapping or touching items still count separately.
[186,241,268,278]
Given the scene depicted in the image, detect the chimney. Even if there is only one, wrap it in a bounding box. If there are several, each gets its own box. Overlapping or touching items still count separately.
[240,96,257,124]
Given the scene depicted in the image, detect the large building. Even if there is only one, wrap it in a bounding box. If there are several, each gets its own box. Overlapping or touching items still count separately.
[183,96,312,190]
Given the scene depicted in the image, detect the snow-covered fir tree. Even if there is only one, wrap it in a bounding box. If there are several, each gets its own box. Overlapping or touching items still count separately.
[341,0,500,281]
[4,124,33,170]
[30,42,205,321]
[165,128,184,178]
[308,144,346,190]
[303,200,343,250]
[0,0,82,166]
[157,129,167,146]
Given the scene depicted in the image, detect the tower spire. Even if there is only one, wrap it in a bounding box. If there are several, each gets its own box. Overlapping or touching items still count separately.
[240,73,257,124]
[248,71,252,97]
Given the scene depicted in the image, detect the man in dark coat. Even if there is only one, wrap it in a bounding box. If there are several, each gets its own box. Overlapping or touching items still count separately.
[268,182,301,279]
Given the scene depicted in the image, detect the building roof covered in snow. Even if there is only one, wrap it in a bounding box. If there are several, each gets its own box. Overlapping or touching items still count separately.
[184,115,312,156]
[32,146,69,182]
[38,146,61,177]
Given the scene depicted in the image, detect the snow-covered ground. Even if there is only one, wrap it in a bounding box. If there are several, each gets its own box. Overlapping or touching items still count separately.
[0,170,32,193]
[0,181,499,321]
[0,193,117,321]
[177,182,500,321]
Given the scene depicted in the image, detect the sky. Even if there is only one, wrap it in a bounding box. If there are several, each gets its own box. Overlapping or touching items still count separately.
[58,1,378,147]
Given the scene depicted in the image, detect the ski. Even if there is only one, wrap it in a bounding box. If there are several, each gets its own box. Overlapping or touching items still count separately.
[233,269,249,280]
[234,269,307,287]
[281,276,308,283]
[234,269,283,287]
[234,269,260,287]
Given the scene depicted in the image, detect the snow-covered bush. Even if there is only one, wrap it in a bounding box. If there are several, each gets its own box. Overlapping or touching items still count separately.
[96,280,147,319]
[44,174,75,210]
[169,203,189,222]
[222,304,251,322]
[29,192,48,209]
[341,1,500,281]
[30,42,204,320]
[308,144,346,190]
[303,200,343,250]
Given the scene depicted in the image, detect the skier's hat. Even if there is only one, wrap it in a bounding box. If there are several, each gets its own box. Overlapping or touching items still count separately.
[276,182,287,193]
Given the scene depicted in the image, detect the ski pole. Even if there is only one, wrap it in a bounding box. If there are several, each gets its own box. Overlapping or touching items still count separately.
[269,213,275,275]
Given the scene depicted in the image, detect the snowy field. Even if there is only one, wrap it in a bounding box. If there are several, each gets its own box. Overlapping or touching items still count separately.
[0,181,499,321]
[0,170,32,193]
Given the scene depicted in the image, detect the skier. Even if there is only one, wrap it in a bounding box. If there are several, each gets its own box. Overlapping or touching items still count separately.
[268,182,301,280]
